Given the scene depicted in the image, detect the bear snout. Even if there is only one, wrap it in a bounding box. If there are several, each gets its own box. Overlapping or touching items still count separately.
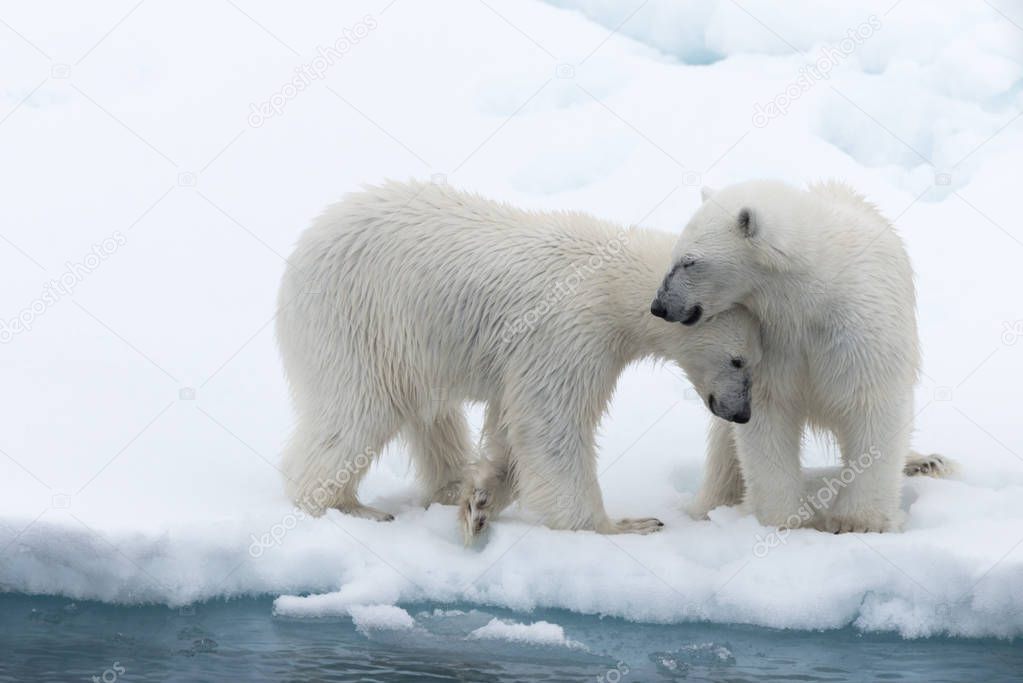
[650,298,669,319]
[709,392,752,424]
[650,294,701,325]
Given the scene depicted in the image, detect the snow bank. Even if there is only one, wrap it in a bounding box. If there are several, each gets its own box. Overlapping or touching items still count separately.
[5,473,1023,638]
[2,0,1021,640]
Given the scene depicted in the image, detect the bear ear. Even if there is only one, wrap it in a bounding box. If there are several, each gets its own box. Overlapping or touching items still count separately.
[700,186,717,203]
[737,207,758,238]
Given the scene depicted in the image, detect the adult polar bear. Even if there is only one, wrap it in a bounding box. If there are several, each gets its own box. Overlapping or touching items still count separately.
[653,179,921,533]
[276,180,760,536]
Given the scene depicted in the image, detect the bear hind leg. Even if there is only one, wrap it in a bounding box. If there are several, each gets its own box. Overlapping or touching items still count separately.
[689,418,745,519]
[282,410,399,522]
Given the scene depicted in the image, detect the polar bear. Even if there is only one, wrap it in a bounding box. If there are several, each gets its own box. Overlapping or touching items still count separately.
[651,179,921,533]
[276,180,761,536]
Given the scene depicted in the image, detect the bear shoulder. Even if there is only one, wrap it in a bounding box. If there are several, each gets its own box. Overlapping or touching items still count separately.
[807,179,886,224]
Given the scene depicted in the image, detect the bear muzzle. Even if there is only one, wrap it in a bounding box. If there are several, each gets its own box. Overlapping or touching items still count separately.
[709,392,752,424]
[650,296,702,326]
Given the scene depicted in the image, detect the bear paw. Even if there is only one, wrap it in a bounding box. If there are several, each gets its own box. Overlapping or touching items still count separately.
[686,501,712,521]
[335,502,395,523]
[903,453,957,478]
[460,487,492,545]
[599,517,665,535]
[817,508,901,534]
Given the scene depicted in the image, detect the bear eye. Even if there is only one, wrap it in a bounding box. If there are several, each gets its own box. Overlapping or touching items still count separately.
[681,256,697,269]
[731,357,745,368]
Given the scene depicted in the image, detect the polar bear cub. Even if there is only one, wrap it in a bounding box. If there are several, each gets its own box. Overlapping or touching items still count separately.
[276,180,761,536]
[652,180,922,533]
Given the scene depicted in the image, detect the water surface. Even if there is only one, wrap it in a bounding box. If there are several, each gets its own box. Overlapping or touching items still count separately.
[1,594,1018,682]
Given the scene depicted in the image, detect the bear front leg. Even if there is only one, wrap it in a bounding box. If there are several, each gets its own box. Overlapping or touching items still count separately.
[460,404,517,544]
[510,414,662,535]
[688,418,745,519]
[821,406,910,533]
[733,400,807,528]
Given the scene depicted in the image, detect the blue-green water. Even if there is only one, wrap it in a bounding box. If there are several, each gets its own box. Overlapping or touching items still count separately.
[1,594,1019,682]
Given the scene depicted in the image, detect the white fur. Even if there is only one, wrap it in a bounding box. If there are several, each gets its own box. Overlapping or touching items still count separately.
[276,180,760,537]
[660,180,921,533]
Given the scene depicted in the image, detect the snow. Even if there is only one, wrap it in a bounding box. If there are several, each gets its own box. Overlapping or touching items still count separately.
[347,604,416,634]
[2,0,1022,639]
[272,600,584,649]
[467,618,585,649]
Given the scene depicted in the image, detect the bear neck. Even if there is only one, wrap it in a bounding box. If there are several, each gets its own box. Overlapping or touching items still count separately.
[610,228,689,363]
[744,254,826,329]
[740,191,840,318]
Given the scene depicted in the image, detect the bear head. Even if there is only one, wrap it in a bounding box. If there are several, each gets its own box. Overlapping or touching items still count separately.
[672,305,762,424]
[650,180,801,326]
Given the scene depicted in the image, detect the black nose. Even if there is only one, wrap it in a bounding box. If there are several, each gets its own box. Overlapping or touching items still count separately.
[710,394,751,424]
[650,298,668,319]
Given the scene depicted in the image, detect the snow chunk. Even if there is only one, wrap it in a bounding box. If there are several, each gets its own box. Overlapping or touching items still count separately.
[467,618,585,649]
[349,605,416,634]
